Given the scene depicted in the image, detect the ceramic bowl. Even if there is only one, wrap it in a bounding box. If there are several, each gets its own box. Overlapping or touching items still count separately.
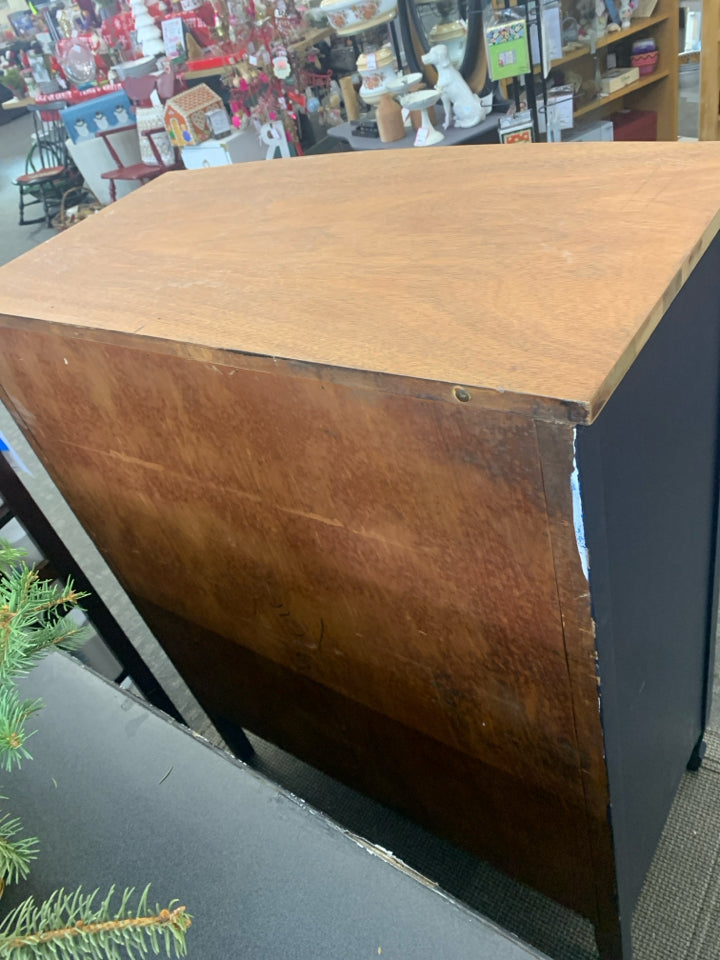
[321,0,397,35]
[400,88,440,112]
[356,45,398,105]
[384,71,423,96]
[114,55,157,79]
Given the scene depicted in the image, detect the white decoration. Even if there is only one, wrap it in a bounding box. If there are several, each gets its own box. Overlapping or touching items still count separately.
[260,120,291,159]
[400,89,444,147]
[73,118,92,141]
[421,44,490,129]
[136,105,174,165]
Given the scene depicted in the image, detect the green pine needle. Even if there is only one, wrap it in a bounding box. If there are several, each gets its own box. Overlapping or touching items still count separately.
[0,885,192,959]
[0,808,38,886]
[0,546,192,958]
[0,547,25,571]
[0,687,42,773]
[0,555,90,687]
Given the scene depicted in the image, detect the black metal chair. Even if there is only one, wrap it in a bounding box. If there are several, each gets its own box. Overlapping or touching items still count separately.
[16,105,77,227]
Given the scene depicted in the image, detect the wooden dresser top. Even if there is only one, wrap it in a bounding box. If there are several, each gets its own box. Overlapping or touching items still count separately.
[2,142,720,423]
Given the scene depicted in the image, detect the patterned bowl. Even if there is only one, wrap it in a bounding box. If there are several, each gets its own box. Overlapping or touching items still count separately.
[321,0,397,35]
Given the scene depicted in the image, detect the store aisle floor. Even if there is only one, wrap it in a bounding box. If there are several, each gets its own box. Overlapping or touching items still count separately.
[0,112,56,266]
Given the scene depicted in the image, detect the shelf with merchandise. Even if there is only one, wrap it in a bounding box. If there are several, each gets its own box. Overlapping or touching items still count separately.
[544,11,669,69]
[574,67,669,117]
[511,0,677,139]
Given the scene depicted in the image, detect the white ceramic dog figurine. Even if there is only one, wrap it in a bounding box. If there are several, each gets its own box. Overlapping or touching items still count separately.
[422,43,491,129]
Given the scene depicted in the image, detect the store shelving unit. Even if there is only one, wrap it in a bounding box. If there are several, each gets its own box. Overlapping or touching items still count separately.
[699,0,720,139]
[495,0,678,138]
[574,68,671,117]
[548,0,678,138]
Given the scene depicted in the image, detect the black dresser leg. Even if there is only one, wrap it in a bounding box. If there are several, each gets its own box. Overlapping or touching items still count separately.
[687,736,707,772]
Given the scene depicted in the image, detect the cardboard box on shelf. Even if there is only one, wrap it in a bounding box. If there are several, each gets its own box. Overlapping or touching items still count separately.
[601,66,640,94]
[610,109,657,140]
[180,129,265,168]
[564,119,614,141]
[537,85,574,134]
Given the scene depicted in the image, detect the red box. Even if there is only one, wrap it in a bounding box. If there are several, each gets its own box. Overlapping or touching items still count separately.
[610,109,657,141]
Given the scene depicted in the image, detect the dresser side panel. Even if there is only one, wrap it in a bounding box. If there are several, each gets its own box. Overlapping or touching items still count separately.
[0,326,598,911]
[577,235,720,928]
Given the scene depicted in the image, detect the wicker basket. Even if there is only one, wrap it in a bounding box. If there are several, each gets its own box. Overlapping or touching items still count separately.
[51,187,102,232]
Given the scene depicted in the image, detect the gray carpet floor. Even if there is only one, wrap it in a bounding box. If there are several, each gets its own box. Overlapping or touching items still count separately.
[1,94,719,960]
[0,112,56,265]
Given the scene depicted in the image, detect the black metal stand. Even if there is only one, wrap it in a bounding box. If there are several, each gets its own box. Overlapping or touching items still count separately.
[0,450,184,723]
[499,0,549,140]
[388,18,404,72]
[0,447,257,761]
[687,737,707,772]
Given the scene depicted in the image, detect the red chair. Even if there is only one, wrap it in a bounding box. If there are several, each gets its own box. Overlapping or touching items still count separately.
[96,73,182,203]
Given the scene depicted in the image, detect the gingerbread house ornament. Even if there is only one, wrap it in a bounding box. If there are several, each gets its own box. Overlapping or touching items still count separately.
[163,83,225,147]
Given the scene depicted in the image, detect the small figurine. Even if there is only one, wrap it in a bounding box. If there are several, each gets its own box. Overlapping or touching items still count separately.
[619,0,634,28]
[421,44,491,129]
[594,0,608,34]
[73,118,92,140]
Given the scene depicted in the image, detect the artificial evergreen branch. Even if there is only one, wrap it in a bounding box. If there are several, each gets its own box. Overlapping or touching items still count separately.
[0,549,23,571]
[0,688,41,772]
[0,541,192,957]
[0,548,89,686]
[0,885,191,959]
[0,810,38,886]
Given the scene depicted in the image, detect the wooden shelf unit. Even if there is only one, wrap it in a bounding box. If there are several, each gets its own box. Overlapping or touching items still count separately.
[564,0,677,137]
[700,0,720,139]
[574,68,671,118]
[544,12,670,69]
[523,0,679,138]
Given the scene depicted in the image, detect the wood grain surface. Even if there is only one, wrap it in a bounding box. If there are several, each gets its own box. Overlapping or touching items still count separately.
[0,316,615,924]
[1,142,720,422]
[0,327,595,802]
[700,0,720,141]
[134,595,602,919]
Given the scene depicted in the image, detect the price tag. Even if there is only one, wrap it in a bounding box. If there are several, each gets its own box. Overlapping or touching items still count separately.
[249,54,258,66]
[365,52,377,70]
[161,17,185,58]
[415,126,429,146]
